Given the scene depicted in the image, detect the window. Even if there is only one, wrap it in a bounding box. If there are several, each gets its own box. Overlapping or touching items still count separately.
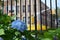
[1,0,7,1]
[23,5,25,13]
[23,17,26,23]
[38,14,40,20]
[7,6,14,13]
[28,5,31,12]
[9,10,14,13]
[28,17,30,24]
[41,7,44,11]
[17,6,19,13]
[17,17,20,19]
[6,5,19,13]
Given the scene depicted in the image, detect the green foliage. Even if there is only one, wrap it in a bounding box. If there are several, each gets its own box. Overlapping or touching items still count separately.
[0,9,60,40]
[37,28,60,40]
[0,9,35,40]
[41,38,52,40]
[0,29,5,35]
[0,9,16,40]
[0,10,11,24]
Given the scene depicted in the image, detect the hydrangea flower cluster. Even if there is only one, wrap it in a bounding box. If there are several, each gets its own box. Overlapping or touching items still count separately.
[11,20,27,32]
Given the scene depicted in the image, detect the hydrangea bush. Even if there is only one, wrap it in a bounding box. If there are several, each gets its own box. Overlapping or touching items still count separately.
[0,9,60,40]
[0,9,35,40]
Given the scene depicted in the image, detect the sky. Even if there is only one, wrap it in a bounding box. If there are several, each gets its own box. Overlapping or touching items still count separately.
[41,0,60,9]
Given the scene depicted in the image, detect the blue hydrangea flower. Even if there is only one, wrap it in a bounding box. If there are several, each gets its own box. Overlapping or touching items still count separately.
[0,37,3,40]
[11,20,27,32]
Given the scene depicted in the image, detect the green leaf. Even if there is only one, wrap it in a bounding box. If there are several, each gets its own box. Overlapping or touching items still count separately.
[15,31,21,36]
[15,38,19,40]
[41,38,52,40]
[0,29,5,35]
[11,15,16,20]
